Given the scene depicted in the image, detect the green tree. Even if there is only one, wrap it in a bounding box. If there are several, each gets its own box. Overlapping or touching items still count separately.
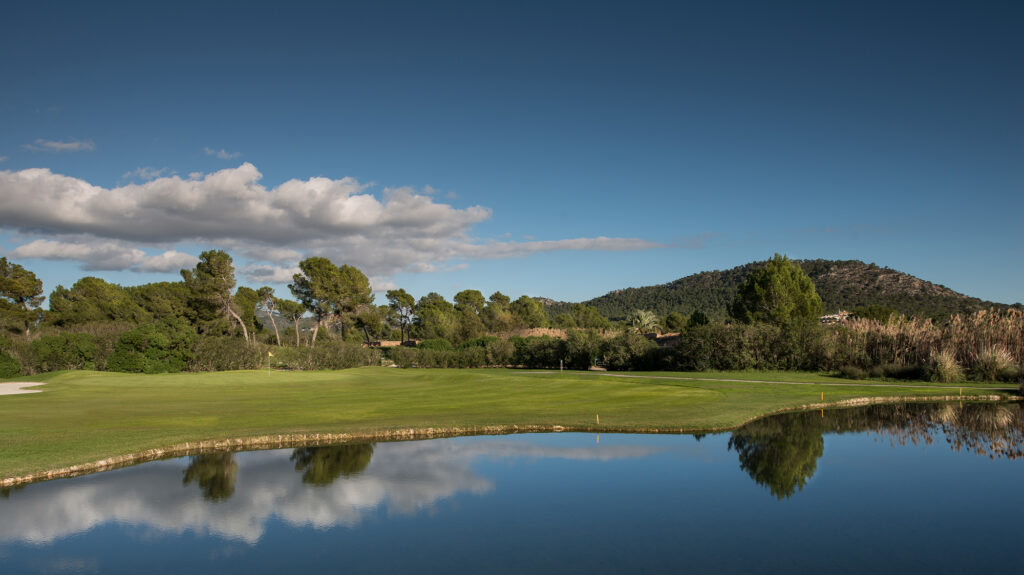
[510,296,548,328]
[181,250,250,343]
[413,292,457,341]
[454,289,486,315]
[731,254,823,325]
[0,258,44,335]
[334,264,374,340]
[571,304,611,330]
[289,257,341,345]
[129,281,191,321]
[664,312,687,332]
[687,310,709,327]
[276,298,306,346]
[386,288,416,342]
[234,286,260,338]
[289,258,374,344]
[257,287,282,346]
[627,309,660,334]
[483,291,515,332]
[48,277,150,326]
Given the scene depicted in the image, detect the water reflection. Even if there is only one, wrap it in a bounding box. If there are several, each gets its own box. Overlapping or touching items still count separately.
[183,453,238,501]
[291,444,375,486]
[0,438,658,544]
[729,413,823,500]
[2,402,1022,547]
[728,402,1024,499]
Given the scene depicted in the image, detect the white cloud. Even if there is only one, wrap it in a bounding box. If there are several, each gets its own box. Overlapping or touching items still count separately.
[0,437,662,545]
[23,139,96,152]
[0,164,665,280]
[204,147,241,160]
[241,264,301,284]
[122,167,173,182]
[370,277,398,292]
[136,250,199,272]
[9,238,196,273]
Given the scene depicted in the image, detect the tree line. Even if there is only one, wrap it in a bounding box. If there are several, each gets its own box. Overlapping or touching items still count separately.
[0,253,1020,385]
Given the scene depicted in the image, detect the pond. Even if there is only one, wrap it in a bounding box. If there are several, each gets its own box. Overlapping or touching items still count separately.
[2,402,1022,574]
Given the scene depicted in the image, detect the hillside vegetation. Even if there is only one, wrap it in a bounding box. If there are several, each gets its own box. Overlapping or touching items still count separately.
[548,259,1020,322]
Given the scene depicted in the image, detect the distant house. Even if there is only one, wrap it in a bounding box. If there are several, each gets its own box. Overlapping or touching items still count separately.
[819,311,852,324]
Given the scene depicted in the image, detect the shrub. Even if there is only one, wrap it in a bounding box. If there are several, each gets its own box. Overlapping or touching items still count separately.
[881,363,927,381]
[604,331,658,371]
[0,350,21,377]
[418,338,454,351]
[190,337,264,371]
[929,349,964,383]
[106,320,196,374]
[839,365,867,380]
[564,329,604,370]
[511,336,565,369]
[266,341,380,370]
[971,345,1014,382]
[28,333,97,372]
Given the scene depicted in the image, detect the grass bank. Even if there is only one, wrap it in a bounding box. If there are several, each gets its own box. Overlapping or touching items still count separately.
[0,367,1015,482]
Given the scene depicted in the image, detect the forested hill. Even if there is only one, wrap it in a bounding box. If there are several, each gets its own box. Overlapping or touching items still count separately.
[545,259,1020,322]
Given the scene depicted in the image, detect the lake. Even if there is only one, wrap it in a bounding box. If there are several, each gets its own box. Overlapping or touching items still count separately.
[2,402,1022,574]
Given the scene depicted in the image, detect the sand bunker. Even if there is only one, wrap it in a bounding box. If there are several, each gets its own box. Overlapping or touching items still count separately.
[0,382,46,396]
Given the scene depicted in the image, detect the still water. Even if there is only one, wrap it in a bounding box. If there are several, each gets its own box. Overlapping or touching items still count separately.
[2,402,1022,574]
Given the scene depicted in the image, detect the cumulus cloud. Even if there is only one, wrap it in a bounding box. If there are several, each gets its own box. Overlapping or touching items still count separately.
[241,264,301,284]
[0,164,665,280]
[204,147,241,159]
[122,166,173,182]
[9,239,196,273]
[23,139,96,152]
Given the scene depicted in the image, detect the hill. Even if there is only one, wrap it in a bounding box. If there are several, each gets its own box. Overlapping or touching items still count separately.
[545,259,1020,322]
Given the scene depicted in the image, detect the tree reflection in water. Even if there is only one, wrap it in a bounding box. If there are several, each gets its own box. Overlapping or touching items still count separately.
[729,402,1024,500]
[290,443,375,486]
[728,413,824,500]
[182,453,238,501]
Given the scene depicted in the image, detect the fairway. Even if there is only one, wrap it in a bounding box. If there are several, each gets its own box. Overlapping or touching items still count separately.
[0,367,1015,482]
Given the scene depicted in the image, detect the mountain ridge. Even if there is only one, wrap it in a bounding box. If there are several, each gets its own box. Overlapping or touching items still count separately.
[543,259,1021,322]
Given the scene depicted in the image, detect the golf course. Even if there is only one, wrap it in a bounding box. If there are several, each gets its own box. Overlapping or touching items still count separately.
[1,367,1015,484]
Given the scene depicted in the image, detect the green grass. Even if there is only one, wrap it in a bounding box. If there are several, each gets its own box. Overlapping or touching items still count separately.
[0,367,1015,479]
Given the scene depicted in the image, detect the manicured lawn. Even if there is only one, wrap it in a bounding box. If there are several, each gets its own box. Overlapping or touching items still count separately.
[0,367,1015,479]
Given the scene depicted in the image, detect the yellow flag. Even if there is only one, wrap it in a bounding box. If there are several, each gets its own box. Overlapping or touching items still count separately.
[268,351,273,357]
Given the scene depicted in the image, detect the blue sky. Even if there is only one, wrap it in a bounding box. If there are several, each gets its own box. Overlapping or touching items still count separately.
[1,1,1021,306]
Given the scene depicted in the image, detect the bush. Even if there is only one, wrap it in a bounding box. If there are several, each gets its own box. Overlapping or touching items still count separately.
[604,331,659,371]
[190,337,264,371]
[880,363,927,381]
[971,345,1014,382]
[511,336,565,369]
[564,329,604,370]
[266,341,381,370]
[28,333,97,372]
[106,320,196,374]
[0,350,21,377]
[418,338,454,351]
[929,349,964,383]
[839,365,867,380]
